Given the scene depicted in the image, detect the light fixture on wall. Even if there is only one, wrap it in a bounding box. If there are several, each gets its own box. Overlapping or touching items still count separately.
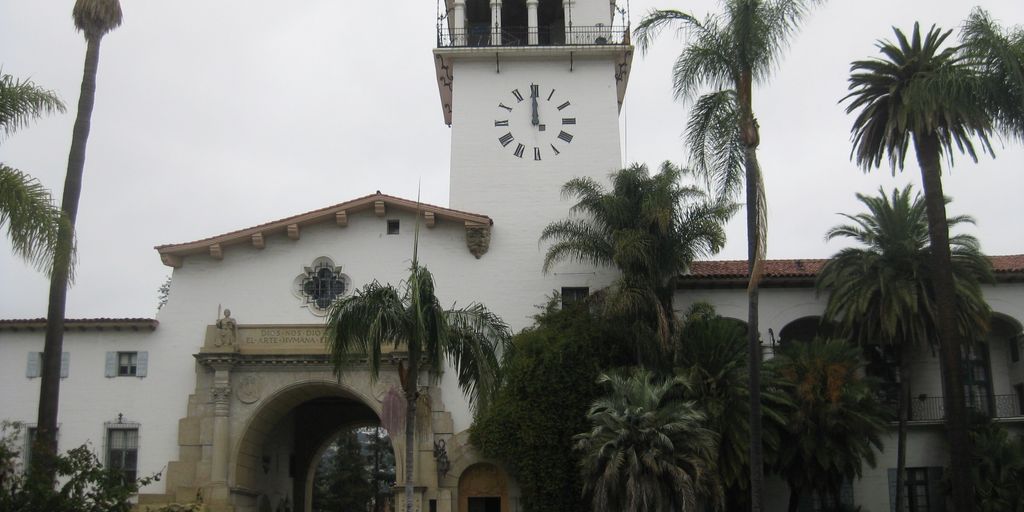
[433,439,450,477]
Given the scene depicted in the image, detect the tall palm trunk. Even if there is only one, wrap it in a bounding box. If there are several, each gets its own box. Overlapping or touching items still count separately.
[403,357,418,512]
[895,346,911,512]
[786,480,800,512]
[35,33,104,484]
[913,132,974,509]
[739,67,765,512]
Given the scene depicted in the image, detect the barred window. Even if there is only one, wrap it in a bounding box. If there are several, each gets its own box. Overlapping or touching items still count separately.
[107,428,139,483]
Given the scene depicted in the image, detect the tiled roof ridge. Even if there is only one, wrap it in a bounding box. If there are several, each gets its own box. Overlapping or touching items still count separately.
[0,318,159,332]
[0,317,157,324]
[154,192,491,250]
[686,254,1024,278]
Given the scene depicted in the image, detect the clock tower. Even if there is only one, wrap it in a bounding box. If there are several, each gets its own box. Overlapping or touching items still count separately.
[433,0,633,325]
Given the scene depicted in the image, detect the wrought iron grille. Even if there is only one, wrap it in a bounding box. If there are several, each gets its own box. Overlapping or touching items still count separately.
[904,394,1023,422]
[300,260,347,311]
[438,24,630,48]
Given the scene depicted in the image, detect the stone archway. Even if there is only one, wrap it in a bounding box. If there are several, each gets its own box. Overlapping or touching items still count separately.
[457,463,508,512]
[233,380,384,512]
[145,323,486,512]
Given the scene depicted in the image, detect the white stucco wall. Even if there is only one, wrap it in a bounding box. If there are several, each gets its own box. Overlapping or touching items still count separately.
[0,327,182,495]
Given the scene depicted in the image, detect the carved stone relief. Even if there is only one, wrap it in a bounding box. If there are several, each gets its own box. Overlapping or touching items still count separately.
[236,374,262,404]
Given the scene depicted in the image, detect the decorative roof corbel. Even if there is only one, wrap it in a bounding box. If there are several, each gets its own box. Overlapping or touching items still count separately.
[464,221,491,259]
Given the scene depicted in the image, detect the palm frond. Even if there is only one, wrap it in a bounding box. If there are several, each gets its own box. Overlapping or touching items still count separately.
[633,9,703,55]
[685,90,744,199]
[0,73,66,140]
[0,164,67,276]
[72,0,123,39]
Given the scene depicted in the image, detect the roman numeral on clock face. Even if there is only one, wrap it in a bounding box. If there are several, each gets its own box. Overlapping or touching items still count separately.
[550,144,560,155]
[547,89,556,101]
[558,131,574,143]
[562,118,576,125]
[534,147,542,160]
[512,89,524,102]
[498,103,513,112]
[530,84,540,98]
[557,101,571,111]
[514,143,525,158]
[498,132,514,147]
[495,120,509,127]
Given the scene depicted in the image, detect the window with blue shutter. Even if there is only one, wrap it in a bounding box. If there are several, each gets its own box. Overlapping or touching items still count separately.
[106,351,148,377]
[26,352,69,379]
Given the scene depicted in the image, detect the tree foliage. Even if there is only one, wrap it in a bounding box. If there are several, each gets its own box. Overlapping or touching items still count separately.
[674,304,788,510]
[541,162,733,368]
[0,73,66,275]
[634,4,826,506]
[325,263,509,512]
[312,429,393,512]
[575,369,721,512]
[0,422,157,512]
[842,15,1023,507]
[470,300,632,512]
[969,420,1024,512]
[769,340,889,511]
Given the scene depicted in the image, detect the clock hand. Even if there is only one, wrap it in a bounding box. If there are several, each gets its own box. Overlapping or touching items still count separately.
[531,88,539,126]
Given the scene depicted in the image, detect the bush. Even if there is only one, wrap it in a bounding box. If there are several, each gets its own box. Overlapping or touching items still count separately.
[470,300,632,512]
[0,421,158,512]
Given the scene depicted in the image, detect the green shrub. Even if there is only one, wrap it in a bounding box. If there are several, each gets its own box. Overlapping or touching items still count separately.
[470,300,632,512]
[0,421,158,512]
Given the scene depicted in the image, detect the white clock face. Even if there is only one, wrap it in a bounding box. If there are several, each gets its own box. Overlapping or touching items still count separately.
[493,83,576,161]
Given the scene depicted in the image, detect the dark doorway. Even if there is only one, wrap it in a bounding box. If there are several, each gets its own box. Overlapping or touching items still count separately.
[468,497,501,512]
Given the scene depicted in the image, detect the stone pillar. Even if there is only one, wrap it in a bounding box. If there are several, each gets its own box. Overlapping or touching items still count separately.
[490,0,502,46]
[437,489,453,512]
[526,0,539,45]
[563,0,574,44]
[210,363,233,485]
[453,0,466,46]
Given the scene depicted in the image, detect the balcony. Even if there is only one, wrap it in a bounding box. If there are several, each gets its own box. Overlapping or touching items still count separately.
[437,24,630,48]
[892,395,1024,422]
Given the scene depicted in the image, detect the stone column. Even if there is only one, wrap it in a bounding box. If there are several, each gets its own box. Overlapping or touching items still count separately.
[453,0,466,46]
[210,363,233,485]
[526,0,539,45]
[563,0,575,44]
[490,0,502,46]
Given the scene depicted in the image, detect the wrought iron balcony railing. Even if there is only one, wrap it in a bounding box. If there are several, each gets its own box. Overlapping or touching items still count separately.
[892,394,1024,422]
[437,24,630,48]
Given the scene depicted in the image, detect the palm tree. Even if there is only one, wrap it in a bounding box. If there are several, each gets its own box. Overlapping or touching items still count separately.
[35,0,122,483]
[325,263,510,512]
[842,15,1022,507]
[674,303,788,511]
[769,339,888,512]
[816,186,992,511]
[541,162,733,369]
[574,369,722,512]
[0,73,66,274]
[634,2,824,506]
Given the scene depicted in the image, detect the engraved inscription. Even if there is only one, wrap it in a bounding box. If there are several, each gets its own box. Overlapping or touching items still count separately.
[241,327,324,346]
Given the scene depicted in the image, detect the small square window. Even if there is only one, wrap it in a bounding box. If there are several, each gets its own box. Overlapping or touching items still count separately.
[118,352,138,377]
[386,220,400,235]
[561,287,589,308]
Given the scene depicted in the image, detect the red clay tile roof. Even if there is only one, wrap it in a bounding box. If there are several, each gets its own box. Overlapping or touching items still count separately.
[686,255,1024,279]
[0,318,158,332]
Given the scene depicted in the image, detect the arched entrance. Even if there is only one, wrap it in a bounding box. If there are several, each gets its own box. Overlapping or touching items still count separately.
[233,381,389,512]
[457,463,508,512]
[149,324,496,512]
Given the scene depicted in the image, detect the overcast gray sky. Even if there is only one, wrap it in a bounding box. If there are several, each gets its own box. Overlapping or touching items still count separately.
[1,1,1021,319]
